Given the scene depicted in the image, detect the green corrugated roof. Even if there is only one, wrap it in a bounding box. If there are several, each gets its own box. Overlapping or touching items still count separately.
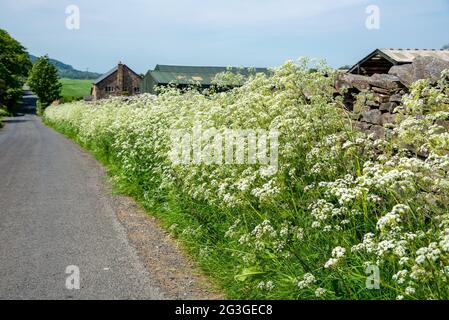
[155,65,227,73]
[149,71,216,85]
[149,65,269,85]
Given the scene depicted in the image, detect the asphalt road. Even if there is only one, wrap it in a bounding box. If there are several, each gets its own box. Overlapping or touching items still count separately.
[0,92,165,299]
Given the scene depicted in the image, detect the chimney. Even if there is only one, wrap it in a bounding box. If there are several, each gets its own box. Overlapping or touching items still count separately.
[117,61,124,92]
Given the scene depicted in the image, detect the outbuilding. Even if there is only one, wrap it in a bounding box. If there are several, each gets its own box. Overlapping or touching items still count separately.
[348,48,449,76]
[141,64,269,94]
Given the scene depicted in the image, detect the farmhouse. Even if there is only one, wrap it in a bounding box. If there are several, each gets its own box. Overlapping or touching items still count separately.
[348,48,449,76]
[91,62,142,100]
[141,64,269,94]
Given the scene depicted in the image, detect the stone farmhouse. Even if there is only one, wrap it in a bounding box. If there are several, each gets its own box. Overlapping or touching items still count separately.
[91,62,142,100]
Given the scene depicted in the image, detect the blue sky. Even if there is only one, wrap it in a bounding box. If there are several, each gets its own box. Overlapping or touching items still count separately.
[1,0,448,74]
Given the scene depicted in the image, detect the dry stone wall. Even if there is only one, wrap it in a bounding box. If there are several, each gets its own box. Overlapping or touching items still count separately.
[334,56,449,138]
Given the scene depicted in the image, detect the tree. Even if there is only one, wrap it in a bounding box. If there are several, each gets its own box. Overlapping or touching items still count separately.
[0,28,32,111]
[28,55,61,114]
[338,64,352,70]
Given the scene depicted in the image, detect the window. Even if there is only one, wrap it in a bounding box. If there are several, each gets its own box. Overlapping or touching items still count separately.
[134,87,140,93]
[105,86,115,92]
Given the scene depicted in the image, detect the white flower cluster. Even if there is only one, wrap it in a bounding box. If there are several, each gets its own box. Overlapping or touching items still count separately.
[376,204,410,232]
[256,281,275,291]
[297,273,316,289]
[324,246,346,269]
[315,287,327,298]
[415,243,441,265]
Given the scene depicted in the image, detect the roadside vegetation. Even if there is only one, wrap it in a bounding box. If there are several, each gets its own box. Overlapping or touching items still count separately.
[0,107,9,127]
[28,55,61,115]
[44,60,449,300]
[0,28,32,114]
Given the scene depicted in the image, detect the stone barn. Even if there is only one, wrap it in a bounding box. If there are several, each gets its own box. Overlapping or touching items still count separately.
[348,48,449,76]
[91,62,142,100]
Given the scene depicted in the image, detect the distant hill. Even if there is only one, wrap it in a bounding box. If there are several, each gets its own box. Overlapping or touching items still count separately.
[29,54,101,80]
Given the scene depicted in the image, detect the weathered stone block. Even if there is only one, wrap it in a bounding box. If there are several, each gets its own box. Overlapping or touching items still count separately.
[381,113,396,125]
[369,125,385,138]
[372,86,391,94]
[389,94,402,103]
[380,102,398,113]
[335,73,371,93]
[362,109,382,124]
[368,73,402,90]
[389,56,449,88]
[354,121,372,131]
[366,100,380,108]
[373,93,390,104]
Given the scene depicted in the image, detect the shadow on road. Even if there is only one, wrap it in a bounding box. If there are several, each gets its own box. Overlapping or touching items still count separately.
[13,90,37,116]
[2,119,31,124]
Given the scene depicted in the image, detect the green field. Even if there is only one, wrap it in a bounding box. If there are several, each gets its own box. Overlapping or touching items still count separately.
[60,78,94,100]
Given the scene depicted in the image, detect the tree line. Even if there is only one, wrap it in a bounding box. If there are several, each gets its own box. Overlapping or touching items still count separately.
[0,28,61,115]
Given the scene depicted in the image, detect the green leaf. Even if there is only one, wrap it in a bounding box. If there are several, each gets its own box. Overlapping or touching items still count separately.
[234,267,265,282]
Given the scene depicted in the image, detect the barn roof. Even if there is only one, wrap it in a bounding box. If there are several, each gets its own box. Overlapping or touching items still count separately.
[93,63,142,85]
[93,66,117,85]
[348,49,449,75]
[150,71,216,85]
[378,48,449,63]
[148,65,269,85]
[154,64,268,74]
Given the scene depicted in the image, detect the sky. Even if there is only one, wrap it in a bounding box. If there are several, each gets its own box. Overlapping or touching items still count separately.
[0,0,448,74]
